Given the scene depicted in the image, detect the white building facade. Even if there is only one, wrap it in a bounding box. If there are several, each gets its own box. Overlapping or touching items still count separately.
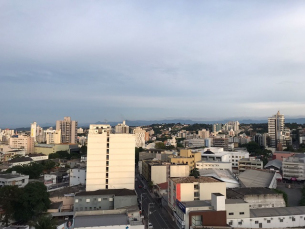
[86,124,135,191]
[70,168,86,186]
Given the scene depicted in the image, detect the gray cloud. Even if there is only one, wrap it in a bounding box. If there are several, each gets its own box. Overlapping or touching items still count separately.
[1,0,305,127]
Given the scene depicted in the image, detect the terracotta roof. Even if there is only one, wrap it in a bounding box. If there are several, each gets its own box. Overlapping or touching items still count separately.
[157,182,168,190]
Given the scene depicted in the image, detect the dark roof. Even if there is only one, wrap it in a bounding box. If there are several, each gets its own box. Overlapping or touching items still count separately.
[204,150,214,154]
[75,189,136,197]
[9,157,33,163]
[49,185,85,198]
[226,188,278,199]
[28,153,47,157]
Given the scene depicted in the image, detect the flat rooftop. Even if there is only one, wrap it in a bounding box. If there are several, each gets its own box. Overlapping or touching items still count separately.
[226,187,277,199]
[0,173,29,179]
[225,199,247,204]
[171,176,221,184]
[76,189,136,197]
[250,206,305,218]
[74,214,128,227]
[183,200,211,208]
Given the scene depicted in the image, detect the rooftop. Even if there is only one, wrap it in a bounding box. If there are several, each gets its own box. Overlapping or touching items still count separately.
[28,153,47,157]
[49,185,85,198]
[0,173,29,179]
[157,182,168,190]
[74,214,128,227]
[183,200,211,208]
[199,169,238,184]
[171,176,221,184]
[9,157,33,163]
[225,199,247,204]
[75,189,136,197]
[264,159,282,169]
[226,188,277,199]
[238,170,276,188]
[49,201,63,209]
[250,206,305,218]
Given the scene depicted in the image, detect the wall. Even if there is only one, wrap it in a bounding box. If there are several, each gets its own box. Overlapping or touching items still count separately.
[199,182,226,200]
[113,195,137,209]
[244,194,285,209]
[74,194,114,211]
[196,161,232,171]
[189,211,227,227]
[70,168,86,186]
[50,196,74,211]
[226,203,250,219]
[180,183,195,201]
[170,165,189,178]
[151,166,167,184]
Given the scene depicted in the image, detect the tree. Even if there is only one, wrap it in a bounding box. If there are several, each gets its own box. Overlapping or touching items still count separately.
[190,168,200,178]
[14,182,50,222]
[32,214,56,229]
[155,142,166,149]
[6,162,44,179]
[148,181,154,190]
[41,160,56,172]
[0,186,21,226]
[246,141,261,155]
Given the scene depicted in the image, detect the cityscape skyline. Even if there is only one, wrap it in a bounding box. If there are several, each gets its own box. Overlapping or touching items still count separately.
[1,1,305,126]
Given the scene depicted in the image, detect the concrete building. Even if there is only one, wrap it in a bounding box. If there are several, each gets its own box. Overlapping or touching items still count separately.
[8,157,33,167]
[238,170,277,189]
[56,116,78,144]
[196,161,232,172]
[74,189,137,211]
[30,121,38,142]
[199,169,239,188]
[86,124,135,191]
[213,137,229,150]
[282,155,305,181]
[0,171,29,187]
[45,129,61,144]
[34,143,79,156]
[168,176,226,210]
[9,135,34,154]
[28,153,48,161]
[226,187,286,209]
[197,129,210,139]
[273,151,295,161]
[229,206,305,228]
[115,120,129,134]
[238,158,263,172]
[70,167,86,186]
[268,111,286,148]
[184,138,205,148]
[133,127,146,148]
[169,149,201,170]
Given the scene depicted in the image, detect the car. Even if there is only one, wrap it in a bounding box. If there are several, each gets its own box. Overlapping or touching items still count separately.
[143,186,147,190]
[148,222,153,229]
[138,185,143,188]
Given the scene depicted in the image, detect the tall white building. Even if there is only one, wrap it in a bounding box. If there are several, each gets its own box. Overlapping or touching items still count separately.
[56,116,78,144]
[133,127,146,148]
[268,111,285,148]
[115,120,129,134]
[86,124,135,191]
[31,122,37,142]
[45,128,61,144]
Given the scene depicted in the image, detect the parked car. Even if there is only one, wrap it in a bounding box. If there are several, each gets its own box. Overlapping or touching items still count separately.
[138,185,143,188]
[148,222,153,229]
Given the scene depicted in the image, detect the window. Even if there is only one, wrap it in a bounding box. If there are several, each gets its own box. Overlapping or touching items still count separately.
[75,199,78,203]
[103,198,107,200]
[79,199,82,202]
[292,217,295,221]
[98,198,101,201]
[240,212,244,215]
[89,207,92,210]
[86,199,90,203]
[267,220,271,223]
[229,213,234,215]
[75,207,78,211]
[279,219,283,222]
[85,207,87,210]
[255,221,259,224]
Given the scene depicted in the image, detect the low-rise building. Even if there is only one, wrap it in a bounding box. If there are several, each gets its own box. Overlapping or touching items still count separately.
[74,189,137,212]
[238,170,277,189]
[264,159,282,172]
[273,151,295,161]
[28,153,48,161]
[0,171,29,187]
[196,161,232,172]
[8,157,33,167]
[70,167,86,186]
[282,155,305,181]
[238,158,263,172]
[169,149,201,170]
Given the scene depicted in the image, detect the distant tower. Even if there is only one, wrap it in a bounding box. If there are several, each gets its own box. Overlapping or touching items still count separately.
[268,111,285,148]
[56,117,78,143]
[31,122,37,142]
[115,120,129,134]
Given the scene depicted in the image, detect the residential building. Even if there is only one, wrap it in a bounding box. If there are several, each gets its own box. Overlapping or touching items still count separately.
[238,158,263,172]
[115,120,129,134]
[168,176,226,210]
[213,136,229,150]
[273,151,295,161]
[70,167,86,186]
[8,157,33,167]
[0,171,29,187]
[86,124,135,191]
[77,128,84,134]
[9,135,34,154]
[133,127,146,148]
[74,189,137,211]
[169,149,201,170]
[196,161,232,172]
[213,123,222,133]
[184,138,205,148]
[30,121,38,142]
[282,155,305,181]
[268,111,291,149]
[198,129,209,139]
[34,143,79,156]
[45,128,61,144]
[238,170,277,188]
[56,116,78,144]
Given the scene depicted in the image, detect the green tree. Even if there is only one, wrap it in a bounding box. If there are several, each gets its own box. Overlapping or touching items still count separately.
[155,142,166,149]
[190,168,200,178]
[6,162,44,179]
[148,181,154,190]
[0,186,21,226]
[14,182,50,222]
[246,141,261,154]
[41,160,56,172]
[32,214,56,229]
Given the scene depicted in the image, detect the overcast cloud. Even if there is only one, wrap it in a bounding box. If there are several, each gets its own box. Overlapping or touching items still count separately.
[1,0,305,127]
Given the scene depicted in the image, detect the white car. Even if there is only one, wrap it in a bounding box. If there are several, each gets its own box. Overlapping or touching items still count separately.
[148,222,153,229]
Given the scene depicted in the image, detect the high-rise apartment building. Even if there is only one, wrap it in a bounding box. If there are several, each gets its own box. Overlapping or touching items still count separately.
[31,122,37,142]
[133,127,146,148]
[268,111,285,148]
[86,124,135,191]
[115,120,129,134]
[56,117,77,144]
[45,128,61,144]
[9,135,34,154]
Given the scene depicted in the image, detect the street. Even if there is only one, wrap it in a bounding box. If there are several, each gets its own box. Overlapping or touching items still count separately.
[135,174,178,229]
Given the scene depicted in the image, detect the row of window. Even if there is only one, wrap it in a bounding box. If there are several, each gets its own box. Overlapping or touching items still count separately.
[229,212,244,215]
[75,197,111,203]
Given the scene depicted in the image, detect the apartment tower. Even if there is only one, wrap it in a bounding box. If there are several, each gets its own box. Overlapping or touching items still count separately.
[86,124,135,191]
[56,116,77,144]
[268,111,285,148]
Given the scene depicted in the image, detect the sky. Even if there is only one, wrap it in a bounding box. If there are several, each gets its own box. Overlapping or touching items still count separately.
[1,0,305,127]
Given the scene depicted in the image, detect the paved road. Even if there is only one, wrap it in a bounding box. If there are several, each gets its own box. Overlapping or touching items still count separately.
[135,175,177,229]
